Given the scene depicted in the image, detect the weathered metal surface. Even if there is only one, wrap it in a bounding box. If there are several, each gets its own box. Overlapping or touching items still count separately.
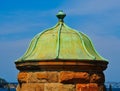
[16,11,107,62]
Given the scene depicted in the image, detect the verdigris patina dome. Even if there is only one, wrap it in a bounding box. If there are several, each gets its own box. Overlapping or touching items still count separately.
[15,11,108,91]
[16,11,107,62]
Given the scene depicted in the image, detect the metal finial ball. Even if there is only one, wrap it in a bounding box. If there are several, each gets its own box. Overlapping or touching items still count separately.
[56,10,66,20]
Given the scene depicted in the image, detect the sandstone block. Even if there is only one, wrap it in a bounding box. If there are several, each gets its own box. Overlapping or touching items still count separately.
[44,83,75,91]
[27,72,38,83]
[74,72,89,83]
[59,71,89,83]
[98,85,106,91]
[47,72,58,82]
[20,83,44,91]
[44,83,61,91]
[36,72,48,79]
[36,72,48,83]
[90,73,104,83]
[62,84,75,91]
[89,83,98,91]
[76,83,98,91]
[18,72,28,83]
[76,84,89,91]
[59,71,74,83]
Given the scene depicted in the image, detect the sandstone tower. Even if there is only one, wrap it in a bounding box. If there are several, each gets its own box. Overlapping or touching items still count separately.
[15,11,108,91]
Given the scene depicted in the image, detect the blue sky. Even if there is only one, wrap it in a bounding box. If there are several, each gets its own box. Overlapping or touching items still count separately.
[0,0,120,82]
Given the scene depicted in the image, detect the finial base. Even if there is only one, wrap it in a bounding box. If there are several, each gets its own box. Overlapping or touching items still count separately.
[56,10,66,21]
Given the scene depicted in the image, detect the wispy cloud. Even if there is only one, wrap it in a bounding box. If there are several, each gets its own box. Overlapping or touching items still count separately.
[57,0,120,38]
[0,10,57,35]
[61,0,120,15]
[0,38,31,82]
[0,38,31,58]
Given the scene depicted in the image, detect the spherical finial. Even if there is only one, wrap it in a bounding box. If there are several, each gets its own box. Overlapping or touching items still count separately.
[56,10,66,21]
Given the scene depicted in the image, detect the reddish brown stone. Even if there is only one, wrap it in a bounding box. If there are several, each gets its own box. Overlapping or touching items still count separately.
[89,83,98,91]
[16,60,108,91]
[59,71,89,83]
[98,85,106,91]
[62,84,75,91]
[27,72,38,83]
[59,71,74,83]
[76,83,98,91]
[36,72,48,79]
[18,72,28,83]
[36,72,48,83]
[75,72,89,82]
[20,83,44,91]
[47,72,58,82]
[75,72,89,79]
[90,73,104,83]
[76,84,89,91]
[45,83,75,91]
[16,60,108,71]
[44,83,60,91]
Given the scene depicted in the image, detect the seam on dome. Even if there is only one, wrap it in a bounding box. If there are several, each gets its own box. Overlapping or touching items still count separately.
[78,32,96,60]
[21,35,40,61]
[64,23,95,60]
[17,22,60,62]
[56,22,63,59]
[80,32,108,61]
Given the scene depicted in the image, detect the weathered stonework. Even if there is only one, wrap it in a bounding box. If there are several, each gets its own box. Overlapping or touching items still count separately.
[15,61,108,91]
[16,83,44,91]
[90,72,105,83]
[47,72,58,82]
[18,72,28,83]
[59,71,90,83]
[76,83,99,91]
[45,83,75,91]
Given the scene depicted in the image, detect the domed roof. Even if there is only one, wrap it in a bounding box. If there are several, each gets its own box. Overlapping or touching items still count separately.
[16,11,107,62]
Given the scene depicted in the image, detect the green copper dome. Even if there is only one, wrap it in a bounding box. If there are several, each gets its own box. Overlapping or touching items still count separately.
[16,11,107,62]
